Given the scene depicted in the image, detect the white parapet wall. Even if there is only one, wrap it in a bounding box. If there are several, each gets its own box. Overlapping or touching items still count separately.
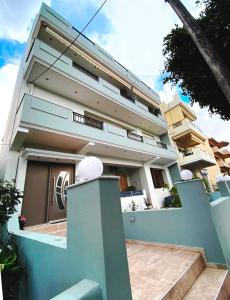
[120,188,170,211]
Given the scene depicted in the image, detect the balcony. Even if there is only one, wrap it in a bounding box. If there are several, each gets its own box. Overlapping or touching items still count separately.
[12,94,178,166]
[157,142,167,150]
[169,119,206,147]
[73,112,103,130]
[218,160,230,171]
[127,131,143,142]
[212,146,230,159]
[24,39,167,135]
[179,149,216,170]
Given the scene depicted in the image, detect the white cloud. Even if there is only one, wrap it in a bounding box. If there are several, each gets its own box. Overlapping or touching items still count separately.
[158,83,177,104]
[191,103,230,150]
[0,63,19,139]
[88,0,229,147]
[89,0,199,88]
[0,0,228,150]
[0,0,51,43]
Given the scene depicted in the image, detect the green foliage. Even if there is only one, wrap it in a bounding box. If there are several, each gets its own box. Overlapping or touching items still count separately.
[202,178,211,193]
[126,185,136,191]
[0,234,23,300]
[170,186,182,208]
[144,197,152,209]
[163,0,230,120]
[0,179,23,225]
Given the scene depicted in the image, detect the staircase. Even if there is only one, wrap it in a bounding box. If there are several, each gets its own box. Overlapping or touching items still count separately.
[26,224,230,299]
[127,241,230,300]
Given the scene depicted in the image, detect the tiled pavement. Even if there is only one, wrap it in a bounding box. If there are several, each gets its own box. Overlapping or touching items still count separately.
[25,222,228,300]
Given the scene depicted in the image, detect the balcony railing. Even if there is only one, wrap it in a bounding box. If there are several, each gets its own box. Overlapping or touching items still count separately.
[73,62,99,81]
[157,142,167,149]
[127,131,143,142]
[73,112,103,129]
[148,107,160,117]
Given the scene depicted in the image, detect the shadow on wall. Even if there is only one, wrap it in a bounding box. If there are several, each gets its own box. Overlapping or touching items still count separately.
[210,180,230,272]
[123,179,225,265]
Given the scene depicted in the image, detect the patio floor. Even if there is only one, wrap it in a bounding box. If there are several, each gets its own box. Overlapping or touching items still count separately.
[25,222,202,300]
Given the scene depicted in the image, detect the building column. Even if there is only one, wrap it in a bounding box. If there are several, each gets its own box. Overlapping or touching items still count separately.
[139,163,159,209]
[67,176,132,300]
[8,154,28,231]
[165,167,173,188]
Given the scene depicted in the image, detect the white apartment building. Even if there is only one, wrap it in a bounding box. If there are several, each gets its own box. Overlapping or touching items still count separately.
[0,4,179,227]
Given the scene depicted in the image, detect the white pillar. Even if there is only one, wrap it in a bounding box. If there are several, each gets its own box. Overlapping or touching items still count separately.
[165,167,173,188]
[8,155,27,232]
[139,163,159,209]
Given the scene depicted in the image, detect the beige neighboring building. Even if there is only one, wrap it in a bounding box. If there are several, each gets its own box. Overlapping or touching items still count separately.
[208,138,230,187]
[161,96,217,190]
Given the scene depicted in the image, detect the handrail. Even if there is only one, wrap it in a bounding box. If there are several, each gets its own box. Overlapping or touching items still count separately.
[73,112,103,129]
[157,142,167,149]
[127,131,143,142]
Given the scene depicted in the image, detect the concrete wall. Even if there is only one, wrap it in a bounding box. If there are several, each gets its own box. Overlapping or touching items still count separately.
[168,163,181,184]
[160,133,171,145]
[210,197,230,270]
[123,179,225,264]
[209,180,230,272]
[18,94,177,160]
[13,177,131,300]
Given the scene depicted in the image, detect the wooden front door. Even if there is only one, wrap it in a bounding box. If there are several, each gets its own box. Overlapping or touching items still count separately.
[22,161,75,226]
[119,174,128,192]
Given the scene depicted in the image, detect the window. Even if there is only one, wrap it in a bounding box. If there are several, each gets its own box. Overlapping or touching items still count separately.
[150,168,165,188]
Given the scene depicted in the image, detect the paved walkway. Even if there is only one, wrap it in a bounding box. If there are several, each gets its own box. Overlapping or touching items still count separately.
[26,222,201,299]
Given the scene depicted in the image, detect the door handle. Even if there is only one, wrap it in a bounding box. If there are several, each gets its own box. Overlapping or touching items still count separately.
[51,176,56,206]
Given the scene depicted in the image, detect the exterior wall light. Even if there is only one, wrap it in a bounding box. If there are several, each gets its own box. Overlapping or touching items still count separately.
[78,156,103,181]
[216,174,224,182]
[180,169,193,181]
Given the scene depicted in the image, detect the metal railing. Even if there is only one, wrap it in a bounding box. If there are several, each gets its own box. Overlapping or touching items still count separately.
[127,131,143,142]
[157,142,167,149]
[73,112,103,129]
[73,62,99,81]
[148,107,160,117]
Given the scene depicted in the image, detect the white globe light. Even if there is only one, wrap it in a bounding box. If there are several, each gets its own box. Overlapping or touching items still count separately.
[216,174,224,182]
[78,156,103,181]
[224,175,230,182]
[180,169,193,181]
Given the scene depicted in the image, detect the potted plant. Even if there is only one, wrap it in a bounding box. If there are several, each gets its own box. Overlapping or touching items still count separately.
[18,215,26,230]
[170,186,182,208]
[126,186,136,192]
[129,200,138,211]
[0,179,23,228]
[144,197,153,210]
[0,179,23,299]
[0,235,23,300]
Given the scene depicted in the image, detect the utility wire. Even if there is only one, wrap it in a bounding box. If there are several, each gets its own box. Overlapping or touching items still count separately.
[30,0,108,84]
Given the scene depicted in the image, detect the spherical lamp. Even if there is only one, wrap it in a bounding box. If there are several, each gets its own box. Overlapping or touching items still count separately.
[224,175,230,182]
[78,156,103,181]
[180,169,193,181]
[216,174,224,182]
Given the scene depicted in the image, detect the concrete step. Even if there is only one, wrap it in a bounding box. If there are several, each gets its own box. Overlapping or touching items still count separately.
[183,268,230,300]
[24,225,230,300]
[127,241,205,300]
[127,241,230,300]
[161,253,205,300]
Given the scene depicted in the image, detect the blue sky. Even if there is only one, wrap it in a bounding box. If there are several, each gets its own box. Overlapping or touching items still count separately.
[0,0,188,99]
[0,1,111,67]
[0,0,229,145]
